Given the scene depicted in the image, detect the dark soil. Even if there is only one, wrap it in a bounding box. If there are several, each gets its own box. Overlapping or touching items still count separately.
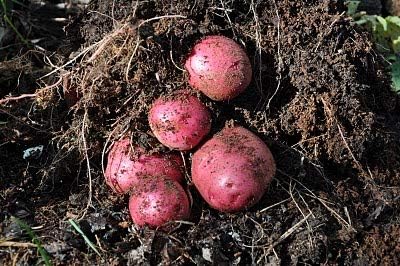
[1,0,400,265]
[385,0,400,16]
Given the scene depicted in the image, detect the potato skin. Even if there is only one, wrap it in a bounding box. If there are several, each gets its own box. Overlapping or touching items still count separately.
[105,139,183,194]
[184,35,252,101]
[191,126,275,212]
[129,176,190,228]
[148,91,211,151]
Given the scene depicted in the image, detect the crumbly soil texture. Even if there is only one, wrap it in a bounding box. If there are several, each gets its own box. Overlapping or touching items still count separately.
[1,0,400,265]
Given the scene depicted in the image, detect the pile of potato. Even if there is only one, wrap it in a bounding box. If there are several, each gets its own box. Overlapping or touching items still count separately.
[105,36,276,229]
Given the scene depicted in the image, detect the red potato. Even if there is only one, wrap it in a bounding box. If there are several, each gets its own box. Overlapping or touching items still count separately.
[129,176,190,228]
[148,91,211,151]
[184,35,252,101]
[105,138,183,194]
[191,126,276,212]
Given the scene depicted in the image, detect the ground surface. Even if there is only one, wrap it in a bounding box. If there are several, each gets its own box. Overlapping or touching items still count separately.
[1,0,400,265]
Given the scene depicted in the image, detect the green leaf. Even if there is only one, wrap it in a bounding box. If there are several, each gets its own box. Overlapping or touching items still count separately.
[386,54,397,62]
[377,16,388,31]
[386,16,400,27]
[391,58,400,93]
[345,1,361,16]
[68,219,102,256]
[355,18,368,25]
[12,217,52,266]
[392,36,400,53]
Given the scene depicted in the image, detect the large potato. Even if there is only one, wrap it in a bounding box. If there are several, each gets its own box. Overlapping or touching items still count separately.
[129,176,190,228]
[105,138,183,194]
[191,126,275,212]
[148,90,211,151]
[184,35,252,101]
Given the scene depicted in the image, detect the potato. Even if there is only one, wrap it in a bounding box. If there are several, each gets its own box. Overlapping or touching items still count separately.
[148,90,211,151]
[129,176,190,228]
[191,126,275,212]
[184,35,252,101]
[105,138,183,194]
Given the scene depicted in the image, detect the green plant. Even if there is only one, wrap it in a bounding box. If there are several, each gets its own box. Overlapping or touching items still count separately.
[68,219,102,256]
[346,1,400,93]
[1,0,29,45]
[12,217,52,266]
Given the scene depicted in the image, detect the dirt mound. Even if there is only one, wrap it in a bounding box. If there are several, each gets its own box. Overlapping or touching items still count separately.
[1,0,400,265]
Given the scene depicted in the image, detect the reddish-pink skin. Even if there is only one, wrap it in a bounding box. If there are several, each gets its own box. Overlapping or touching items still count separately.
[129,176,190,228]
[105,139,183,194]
[184,35,252,101]
[191,126,276,212]
[148,91,211,151]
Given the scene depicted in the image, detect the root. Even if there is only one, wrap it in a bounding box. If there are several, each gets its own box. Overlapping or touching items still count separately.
[265,0,282,110]
[78,109,93,220]
[249,0,264,102]
[125,14,187,81]
[264,213,312,255]
[0,94,37,105]
[278,170,355,232]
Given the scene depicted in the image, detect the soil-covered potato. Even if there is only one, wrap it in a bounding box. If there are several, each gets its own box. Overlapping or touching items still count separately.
[191,126,275,212]
[105,138,183,193]
[148,90,211,150]
[128,176,190,228]
[185,35,252,101]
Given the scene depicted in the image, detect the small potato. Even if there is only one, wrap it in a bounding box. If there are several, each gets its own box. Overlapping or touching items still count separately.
[129,176,190,228]
[148,90,211,151]
[105,138,183,194]
[191,126,275,212]
[184,35,252,101]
